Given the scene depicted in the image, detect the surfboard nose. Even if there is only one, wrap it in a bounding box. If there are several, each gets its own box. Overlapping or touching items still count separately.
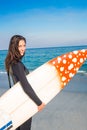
[49,49,87,88]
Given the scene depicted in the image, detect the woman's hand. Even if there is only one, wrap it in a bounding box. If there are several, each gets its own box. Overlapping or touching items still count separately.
[38,103,45,112]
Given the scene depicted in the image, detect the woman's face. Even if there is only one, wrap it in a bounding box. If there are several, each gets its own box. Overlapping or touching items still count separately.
[18,40,26,56]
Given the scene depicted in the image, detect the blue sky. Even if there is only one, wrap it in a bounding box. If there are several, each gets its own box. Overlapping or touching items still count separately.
[0,0,87,50]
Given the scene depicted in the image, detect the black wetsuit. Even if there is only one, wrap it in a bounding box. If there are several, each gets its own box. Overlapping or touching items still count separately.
[10,61,42,130]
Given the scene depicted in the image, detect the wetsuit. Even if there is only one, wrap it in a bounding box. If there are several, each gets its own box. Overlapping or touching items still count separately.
[9,61,42,130]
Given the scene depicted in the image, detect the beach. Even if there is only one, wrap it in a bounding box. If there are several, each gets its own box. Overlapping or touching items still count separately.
[0,73,87,130]
[31,73,87,130]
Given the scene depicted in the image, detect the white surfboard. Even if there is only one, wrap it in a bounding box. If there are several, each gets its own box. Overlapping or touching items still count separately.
[0,49,87,130]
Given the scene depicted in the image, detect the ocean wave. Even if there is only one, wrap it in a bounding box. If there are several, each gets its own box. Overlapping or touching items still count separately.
[78,70,87,74]
[0,71,7,74]
[0,70,87,76]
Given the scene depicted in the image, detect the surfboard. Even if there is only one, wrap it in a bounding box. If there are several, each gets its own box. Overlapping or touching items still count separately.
[0,49,87,130]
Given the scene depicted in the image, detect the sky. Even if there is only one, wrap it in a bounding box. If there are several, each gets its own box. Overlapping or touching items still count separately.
[0,0,87,50]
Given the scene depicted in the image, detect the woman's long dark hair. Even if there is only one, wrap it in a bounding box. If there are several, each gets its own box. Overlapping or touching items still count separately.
[5,35,26,72]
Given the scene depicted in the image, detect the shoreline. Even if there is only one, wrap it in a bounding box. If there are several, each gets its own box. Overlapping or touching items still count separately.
[0,72,87,95]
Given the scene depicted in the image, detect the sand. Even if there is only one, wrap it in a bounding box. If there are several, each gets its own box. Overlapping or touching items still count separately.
[32,73,87,130]
[0,73,87,130]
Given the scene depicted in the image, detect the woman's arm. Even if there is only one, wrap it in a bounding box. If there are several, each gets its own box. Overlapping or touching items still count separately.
[12,62,42,106]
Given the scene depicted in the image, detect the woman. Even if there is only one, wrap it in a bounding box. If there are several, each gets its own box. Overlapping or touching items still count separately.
[5,35,45,130]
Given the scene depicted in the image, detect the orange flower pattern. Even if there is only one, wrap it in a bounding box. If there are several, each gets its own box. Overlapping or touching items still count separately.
[49,49,87,88]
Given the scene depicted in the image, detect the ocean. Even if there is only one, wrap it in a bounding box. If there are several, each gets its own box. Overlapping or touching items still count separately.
[0,45,87,73]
